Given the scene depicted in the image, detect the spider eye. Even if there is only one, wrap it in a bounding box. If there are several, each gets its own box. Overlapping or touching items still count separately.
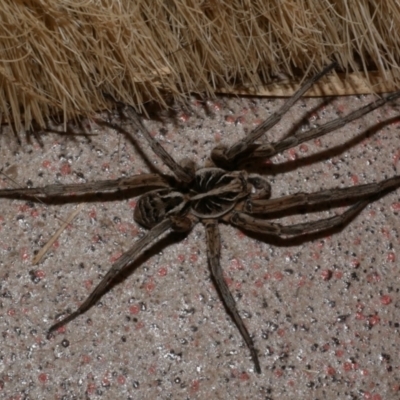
[134,189,186,228]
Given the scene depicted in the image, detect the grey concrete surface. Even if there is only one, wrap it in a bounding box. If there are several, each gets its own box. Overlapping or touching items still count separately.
[0,92,399,399]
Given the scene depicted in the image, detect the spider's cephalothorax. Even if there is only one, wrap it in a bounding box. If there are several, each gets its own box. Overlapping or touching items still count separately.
[134,167,271,229]
[2,62,400,374]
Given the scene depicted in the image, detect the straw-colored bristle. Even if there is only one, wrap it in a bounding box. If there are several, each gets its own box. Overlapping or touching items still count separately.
[1,1,400,131]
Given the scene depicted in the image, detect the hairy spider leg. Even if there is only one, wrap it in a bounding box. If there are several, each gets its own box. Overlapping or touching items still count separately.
[230,200,369,236]
[213,62,337,165]
[245,175,400,214]
[240,90,400,162]
[204,219,261,373]
[49,219,174,332]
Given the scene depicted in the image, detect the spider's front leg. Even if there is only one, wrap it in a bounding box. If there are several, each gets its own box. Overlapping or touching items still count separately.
[239,89,400,163]
[211,62,337,169]
[0,173,169,198]
[204,219,261,373]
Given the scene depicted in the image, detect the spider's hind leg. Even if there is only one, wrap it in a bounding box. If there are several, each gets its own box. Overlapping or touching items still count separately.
[204,219,261,373]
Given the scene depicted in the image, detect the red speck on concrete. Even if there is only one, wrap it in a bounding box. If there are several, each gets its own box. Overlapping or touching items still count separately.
[56,325,67,334]
[35,270,46,280]
[225,115,236,124]
[351,174,359,185]
[299,144,308,153]
[157,266,168,277]
[274,368,284,378]
[273,271,284,281]
[88,209,97,219]
[255,279,263,288]
[387,252,396,262]
[60,163,72,175]
[239,371,250,381]
[380,295,392,305]
[368,314,380,327]
[81,354,91,364]
[287,148,298,160]
[326,366,336,376]
[20,247,29,261]
[366,272,381,283]
[179,112,190,123]
[321,269,332,281]
[84,280,93,290]
[334,271,343,279]
[117,375,126,385]
[363,393,382,400]
[144,278,155,293]
[229,258,244,270]
[38,373,48,383]
[86,383,96,395]
[392,149,400,165]
[129,305,140,315]
[110,251,123,263]
[190,379,200,394]
[343,361,358,372]
[335,350,344,357]
[391,202,400,211]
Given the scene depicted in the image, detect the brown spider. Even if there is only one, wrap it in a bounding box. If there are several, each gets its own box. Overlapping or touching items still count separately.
[1,62,400,373]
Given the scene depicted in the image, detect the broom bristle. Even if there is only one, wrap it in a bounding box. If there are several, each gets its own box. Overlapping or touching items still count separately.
[2,0,400,131]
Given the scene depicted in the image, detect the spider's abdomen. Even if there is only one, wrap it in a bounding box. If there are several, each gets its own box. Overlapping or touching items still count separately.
[134,189,186,228]
[189,168,250,218]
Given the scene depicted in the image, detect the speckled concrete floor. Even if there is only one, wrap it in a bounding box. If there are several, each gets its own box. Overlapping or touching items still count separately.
[0,92,399,399]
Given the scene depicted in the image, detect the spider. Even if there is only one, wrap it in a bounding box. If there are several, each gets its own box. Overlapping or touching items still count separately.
[1,62,400,374]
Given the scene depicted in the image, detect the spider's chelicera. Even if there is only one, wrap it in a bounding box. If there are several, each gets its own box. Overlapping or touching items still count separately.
[2,62,400,373]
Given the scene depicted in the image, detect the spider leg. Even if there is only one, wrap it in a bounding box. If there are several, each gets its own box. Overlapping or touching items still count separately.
[211,62,337,167]
[230,200,369,236]
[204,219,261,373]
[239,90,400,162]
[122,106,195,183]
[0,173,169,198]
[245,175,400,214]
[48,218,173,333]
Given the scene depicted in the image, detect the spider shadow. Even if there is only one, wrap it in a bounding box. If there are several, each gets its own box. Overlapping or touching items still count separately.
[106,231,188,292]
